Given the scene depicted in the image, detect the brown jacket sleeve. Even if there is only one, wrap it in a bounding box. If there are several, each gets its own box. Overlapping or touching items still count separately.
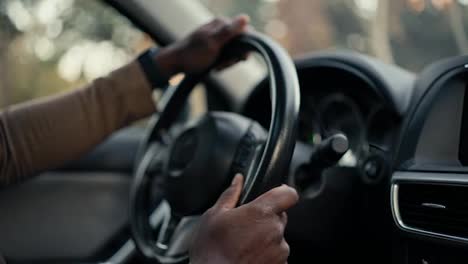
[0,61,156,186]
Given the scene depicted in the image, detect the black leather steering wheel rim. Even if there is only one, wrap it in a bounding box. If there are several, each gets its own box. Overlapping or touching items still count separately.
[129,32,300,263]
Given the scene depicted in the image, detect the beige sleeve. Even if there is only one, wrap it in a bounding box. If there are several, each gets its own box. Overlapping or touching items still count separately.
[0,61,156,186]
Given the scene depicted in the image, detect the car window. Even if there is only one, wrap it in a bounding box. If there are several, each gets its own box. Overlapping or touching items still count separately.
[0,0,156,108]
[0,0,207,119]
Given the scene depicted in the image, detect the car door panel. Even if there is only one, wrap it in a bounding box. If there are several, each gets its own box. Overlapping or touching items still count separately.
[0,172,130,262]
[0,128,143,263]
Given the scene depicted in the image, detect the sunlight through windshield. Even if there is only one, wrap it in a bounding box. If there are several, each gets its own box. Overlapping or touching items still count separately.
[201,0,468,72]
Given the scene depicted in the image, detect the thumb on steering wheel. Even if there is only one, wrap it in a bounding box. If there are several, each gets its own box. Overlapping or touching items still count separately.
[213,174,244,210]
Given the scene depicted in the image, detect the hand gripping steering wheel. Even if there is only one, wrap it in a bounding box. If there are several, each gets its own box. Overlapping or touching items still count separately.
[129,32,300,263]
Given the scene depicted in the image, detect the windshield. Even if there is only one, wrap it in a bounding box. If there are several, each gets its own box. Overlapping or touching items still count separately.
[201,0,468,72]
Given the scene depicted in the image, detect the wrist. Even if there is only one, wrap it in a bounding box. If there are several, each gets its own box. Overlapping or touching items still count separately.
[153,46,182,80]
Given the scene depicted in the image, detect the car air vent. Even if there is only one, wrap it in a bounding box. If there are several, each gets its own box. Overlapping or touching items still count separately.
[397,183,468,239]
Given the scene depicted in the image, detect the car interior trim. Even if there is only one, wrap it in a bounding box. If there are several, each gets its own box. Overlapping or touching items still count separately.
[391,171,468,245]
[294,51,415,116]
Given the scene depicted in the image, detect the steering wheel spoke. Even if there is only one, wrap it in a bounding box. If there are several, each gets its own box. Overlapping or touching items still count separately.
[146,200,200,263]
[240,141,266,202]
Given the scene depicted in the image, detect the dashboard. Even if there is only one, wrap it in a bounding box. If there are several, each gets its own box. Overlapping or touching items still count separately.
[243,51,413,187]
[295,66,397,168]
[242,51,415,262]
[242,51,468,263]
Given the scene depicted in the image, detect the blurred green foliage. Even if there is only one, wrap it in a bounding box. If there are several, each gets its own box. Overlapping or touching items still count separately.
[0,0,151,107]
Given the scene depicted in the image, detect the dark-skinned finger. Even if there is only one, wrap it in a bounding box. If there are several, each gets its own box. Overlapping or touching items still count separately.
[215,52,251,71]
[215,58,242,71]
[213,173,244,210]
[251,184,299,215]
[215,14,250,44]
[209,17,230,34]
[279,239,290,263]
[279,212,288,226]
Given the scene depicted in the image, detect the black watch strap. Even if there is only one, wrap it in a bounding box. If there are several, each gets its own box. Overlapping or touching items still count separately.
[138,47,170,90]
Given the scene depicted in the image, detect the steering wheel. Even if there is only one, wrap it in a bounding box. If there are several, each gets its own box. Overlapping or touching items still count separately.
[129,32,300,263]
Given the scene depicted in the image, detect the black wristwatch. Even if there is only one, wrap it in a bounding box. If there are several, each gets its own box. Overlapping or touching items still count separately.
[138,47,170,90]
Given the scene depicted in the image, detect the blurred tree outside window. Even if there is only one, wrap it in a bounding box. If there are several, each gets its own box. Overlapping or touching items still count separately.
[0,0,155,108]
[4,0,468,113]
[201,0,468,73]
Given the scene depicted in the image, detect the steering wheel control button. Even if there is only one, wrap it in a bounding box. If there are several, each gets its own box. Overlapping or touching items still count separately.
[232,131,257,170]
[231,123,267,177]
